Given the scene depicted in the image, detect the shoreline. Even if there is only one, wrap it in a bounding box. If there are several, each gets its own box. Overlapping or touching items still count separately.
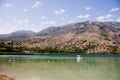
[0,54,120,57]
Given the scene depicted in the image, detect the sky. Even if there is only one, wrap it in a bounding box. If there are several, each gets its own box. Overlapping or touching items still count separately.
[0,0,120,34]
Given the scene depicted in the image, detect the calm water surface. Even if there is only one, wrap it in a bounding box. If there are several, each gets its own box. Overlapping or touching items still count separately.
[0,55,120,80]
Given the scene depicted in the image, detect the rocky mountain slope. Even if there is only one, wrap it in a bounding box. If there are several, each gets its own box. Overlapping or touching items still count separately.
[0,21,120,54]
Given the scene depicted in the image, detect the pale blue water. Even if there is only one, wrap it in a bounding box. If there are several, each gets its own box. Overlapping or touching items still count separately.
[0,55,120,80]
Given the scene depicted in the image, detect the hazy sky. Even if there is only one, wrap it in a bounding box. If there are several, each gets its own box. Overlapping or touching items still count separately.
[0,0,120,34]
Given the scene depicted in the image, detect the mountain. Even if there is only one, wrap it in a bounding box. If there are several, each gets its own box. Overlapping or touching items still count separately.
[0,34,8,39]
[37,26,63,36]
[0,30,36,40]
[37,21,120,36]
[10,30,36,36]
[0,21,120,54]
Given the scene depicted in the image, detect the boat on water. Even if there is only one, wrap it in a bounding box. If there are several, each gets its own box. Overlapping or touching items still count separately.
[9,57,16,61]
[77,55,82,62]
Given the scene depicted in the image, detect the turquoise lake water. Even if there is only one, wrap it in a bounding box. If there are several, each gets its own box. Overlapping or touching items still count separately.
[0,55,120,80]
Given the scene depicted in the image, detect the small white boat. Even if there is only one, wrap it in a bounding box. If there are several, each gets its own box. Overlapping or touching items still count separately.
[77,55,82,62]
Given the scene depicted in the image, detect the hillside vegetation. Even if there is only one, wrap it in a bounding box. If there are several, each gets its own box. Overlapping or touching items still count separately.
[0,21,120,54]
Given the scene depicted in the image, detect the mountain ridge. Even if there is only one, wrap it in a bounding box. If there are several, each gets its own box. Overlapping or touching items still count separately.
[0,21,120,37]
[0,21,120,54]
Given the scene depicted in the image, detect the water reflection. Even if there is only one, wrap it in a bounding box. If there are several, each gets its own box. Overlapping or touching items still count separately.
[0,57,120,80]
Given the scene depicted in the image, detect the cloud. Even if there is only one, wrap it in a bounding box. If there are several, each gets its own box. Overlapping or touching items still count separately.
[31,24,35,26]
[12,19,24,24]
[17,20,23,24]
[110,8,119,12]
[116,17,120,22]
[24,19,29,23]
[105,14,113,19]
[97,16,104,21]
[0,19,3,23]
[0,23,18,34]
[24,19,30,25]
[38,21,56,30]
[61,18,65,21]
[96,14,113,21]
[23,9,27,12]
[77,14,90,19]
[32,1,41,8]
[40,21,56,25]
[41,16,47,19]
[55,9,66,15]
[68,20,76,23]
[3,3,12,7]
[85,7,91,10]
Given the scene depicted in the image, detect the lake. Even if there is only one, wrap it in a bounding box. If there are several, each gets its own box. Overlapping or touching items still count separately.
[0,55,120,80]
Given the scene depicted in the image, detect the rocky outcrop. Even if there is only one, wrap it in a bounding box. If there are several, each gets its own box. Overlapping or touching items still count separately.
[0,75,13,80]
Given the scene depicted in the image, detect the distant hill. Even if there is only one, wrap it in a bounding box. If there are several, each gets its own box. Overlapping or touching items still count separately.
[0,21,120,54]
[0,30,36,40]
